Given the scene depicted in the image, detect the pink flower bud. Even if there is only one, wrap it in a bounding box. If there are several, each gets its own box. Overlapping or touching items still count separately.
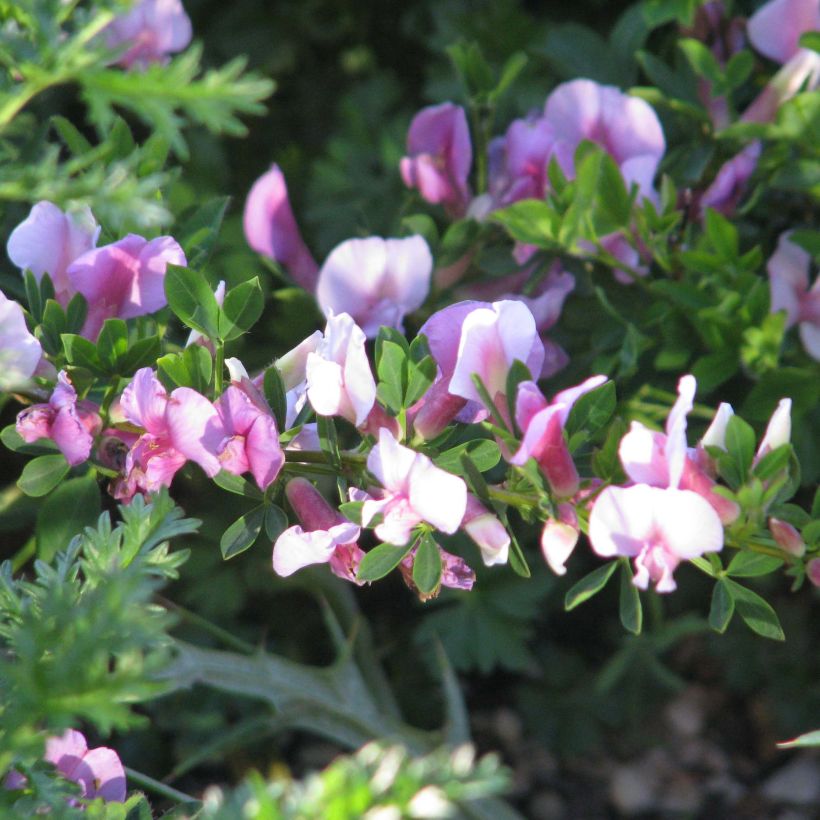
[807,557,820,587]
[540,503,579,575]
[769,517,806,557]
[461,495,510,566]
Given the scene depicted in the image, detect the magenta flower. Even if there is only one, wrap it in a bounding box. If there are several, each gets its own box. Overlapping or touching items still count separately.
[543,79,666,203]
[0,290,46,392]
[699,141,761,218]
[315,236,433,337]
[360,428,467,546]
[589,484,724,592]
[105,0,192,69]
[488,113,556,206]
[16,372,102,466]
[67,234,186,340]
[768,232,820,360]
[273,478,364,582]
[243,164,319,291]
[509,375,607,498]
[6,201,99,303]
[400,102,473,217]
[44,729,126,803]
[305,312,376,426]
[461,495,510,566]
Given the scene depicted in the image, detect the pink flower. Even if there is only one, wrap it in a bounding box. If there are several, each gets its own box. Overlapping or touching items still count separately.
[807,557,820,587]
[316,236,432,337]
[243,164,319,291]
[45,729,126,803]
[0,290,46,392]
[273,478,364,582]
[543,79,666,204]
[699,141,761,218]
[618,375,739,524]
[16,372,101,466]
[540,503,580,576]
[305,312,376,426]
[67,234,186,340]
[6,201,99,303]
[361,428,467,546]
[589,484,724,592]
[461,495,510,566]
[768,232,820,360]
[400,102,472,217]
[509,376,607,498]
[769,517,805,557]
[105,0,192,69]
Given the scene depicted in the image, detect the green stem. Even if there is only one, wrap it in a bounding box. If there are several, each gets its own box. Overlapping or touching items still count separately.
[214,340,224,395]
[124,767,198,806]
[158,597,257,655]
[284,449,366,466]
[98,377,121,428]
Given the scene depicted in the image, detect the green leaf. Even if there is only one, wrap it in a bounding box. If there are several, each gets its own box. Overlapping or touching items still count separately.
[212,470,264,500]
[799,31,820,53]
[725,415,756,483]
[97,319,129,370]
[176,197,230,270]
[434,439,501,475]
[317,415,341,470]
[643,0,703,28]
[1,425,58,455]
[489,51,528,103]
[357,541,415,583]
[62,333,105,375]
[263,366,288,432]
[564,381,616,440]
[493,199,560,247]
[777,729,820,749]
[116,336,162,376]
[564,561,618,610]
[678,37,722,83]
[24,269,43,324]
[36,474,101,562]
[507,529,531,579]
[708,580,735,633]
[376,339,408,413]
[157,346,212,392]
[405,355,437,407]
[164,264,220,338]
[338,501,364,526]
[64,293,88,334]
[753,444,791,482]
[619,559,643,634]
[726,552,783,578]
[725,579,785,640]
[51,114,93,155]
[412,533,442,596]
[264,505,288,542]
[219,277,264,341]
[17,454,70,497]
[220,506,265,559]
[39,299,69,356]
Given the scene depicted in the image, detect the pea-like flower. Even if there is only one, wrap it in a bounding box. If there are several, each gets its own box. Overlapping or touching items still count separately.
[105,0,192,70]
[0,290,47,393]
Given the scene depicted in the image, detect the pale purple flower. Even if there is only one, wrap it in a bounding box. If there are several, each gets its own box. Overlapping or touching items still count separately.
[44,729,126,803]
[0,290,46,392]
[305,312,376,426]
[540,503,580,576]
[448,300,545,414]
[589,484,724,592]
[509,376,607,498]
[243,164,319,291]
[316,236,432,337]
[399,542,476,597]
[543,79,666,203]
[699,141,761,218]
[461,495,510,566]
[410,299,544,439]
[273,478,364,582]
[768,232,820,360]
[6,201,99,303]
[67,234,186,340]
[400,103,472,216]
[16,372,102,466]
[105,0,192,69]
[361,428,467,546]
[747,0,819,64]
